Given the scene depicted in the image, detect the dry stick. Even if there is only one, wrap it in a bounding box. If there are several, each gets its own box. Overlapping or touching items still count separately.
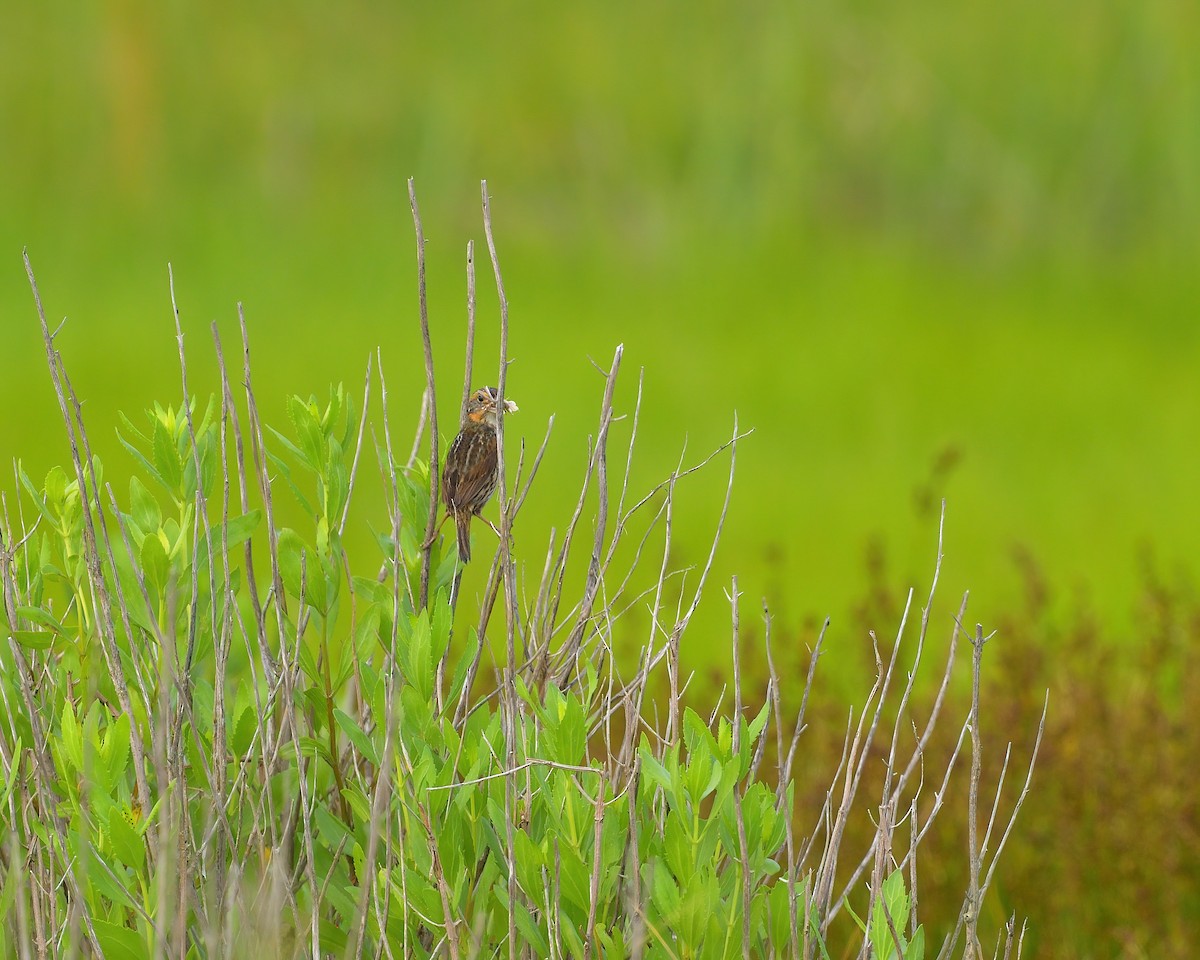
[582,771,607,960]
[499,417,556,686]
[461,239,478,420]
[624,754,644,945]
[965,623,988,960]
[729,578,752,958]
[23,253,155,913]
[539,390,659,668]
[978,693,1047,901]
[338,356,374,733]
[540,864,560,960]
[1,599,68,953]
[866,799,905,960]
[405,387,429,471]
[827,597,972,929]
[540,367,633,662]
[748,674,773,783]
[664,414,741,716]
[208,333,233,950]
[102,481,231,845]
[376,349,419,616]
[409,179,440,612]
[763,606,801,960]
[237,307,291,868]
[882,501,947,794]
[818,590,912,930]
[811,663,891,939]
[417,802,463,960]
[936,692,1047,960]
[522,514,559,683]
[480,177,521,960]
[555,345,623,686]
[152,586,177,960]
[909,797,920,938]
[654,445,683,741]
[607,367,644,561]
[779,618,830,805]
[239,307,285,690]
[212,321,291,931]
[451,556,505,729]
[899,716,971,873]
[167,266,215,733]
[214,319,274,690]
[337,353,373,540]
[348,356,408,959]
[829,508,956,919]
[439,240,478,681]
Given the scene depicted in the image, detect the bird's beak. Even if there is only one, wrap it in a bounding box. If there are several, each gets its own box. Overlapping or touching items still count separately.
[502,399,519,413]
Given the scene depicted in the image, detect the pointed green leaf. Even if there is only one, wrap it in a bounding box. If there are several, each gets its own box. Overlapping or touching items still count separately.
[128,476,162,538]
[152,418,183,495]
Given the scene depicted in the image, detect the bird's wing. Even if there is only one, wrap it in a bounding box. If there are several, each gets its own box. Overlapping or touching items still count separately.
[442,428,498,511]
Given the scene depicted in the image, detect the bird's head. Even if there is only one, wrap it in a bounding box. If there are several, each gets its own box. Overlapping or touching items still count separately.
[464,386,519,427]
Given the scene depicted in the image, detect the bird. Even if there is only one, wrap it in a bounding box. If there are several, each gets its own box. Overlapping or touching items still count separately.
[439,386,518,563]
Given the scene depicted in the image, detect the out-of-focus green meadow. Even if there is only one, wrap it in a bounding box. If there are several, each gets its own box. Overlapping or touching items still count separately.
[4,1,1197,648]
[3,2,1200,954]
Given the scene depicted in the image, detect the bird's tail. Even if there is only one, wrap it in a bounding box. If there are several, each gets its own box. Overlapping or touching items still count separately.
[455,513,472,564]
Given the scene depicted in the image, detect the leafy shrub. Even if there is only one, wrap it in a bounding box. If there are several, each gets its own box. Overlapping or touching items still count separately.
[0,207,1040,958]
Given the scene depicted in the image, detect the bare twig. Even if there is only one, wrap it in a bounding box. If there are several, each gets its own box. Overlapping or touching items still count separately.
[409,179,440,611]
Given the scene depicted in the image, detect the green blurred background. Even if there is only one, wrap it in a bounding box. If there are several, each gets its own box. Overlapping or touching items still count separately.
[5,2,1197,634]
[2,1,1199,951]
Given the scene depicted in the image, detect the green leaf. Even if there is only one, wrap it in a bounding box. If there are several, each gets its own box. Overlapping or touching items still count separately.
[747,698,771,744]
[43,466,68,506]
[511,899,551,958]
[153,418,183,496]
[100,714,132,790]
[59,701,83,774]
[229,701,258,757]
[402,608,433,702]
[0,739,23,811]
[334,708,379,767]
[288,395,327,470]
[17,466,56,529]
[9,630,53,650]
[91,918,146,960]
[15,606,67,636]
[647,858,681,919]
[277,528,326,609]
[117,411,150,446]
[909,924,926,960]
[106,806,146,870]
[663,809,693,881]
[224,509,262,548]
[430,590,452,666]
[140,534,170,595]
[128,475,162,538]
[325,437,349,520]
[445,628,480,712]
[638,740,676,806]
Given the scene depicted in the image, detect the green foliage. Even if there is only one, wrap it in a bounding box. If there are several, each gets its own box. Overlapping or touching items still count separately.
[845,871,924,960]
[0,369,1035,957]
[0,386,786,957]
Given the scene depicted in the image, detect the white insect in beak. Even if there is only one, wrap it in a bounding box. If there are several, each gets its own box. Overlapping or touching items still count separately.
[502,399,519,413]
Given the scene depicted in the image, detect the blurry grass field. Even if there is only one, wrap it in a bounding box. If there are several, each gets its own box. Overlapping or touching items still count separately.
[4,4,1197,649]
[4,227,1196,659]
[3,2,1200,954]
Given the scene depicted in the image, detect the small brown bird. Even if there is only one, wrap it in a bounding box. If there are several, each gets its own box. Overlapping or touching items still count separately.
[440,386,518,562]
